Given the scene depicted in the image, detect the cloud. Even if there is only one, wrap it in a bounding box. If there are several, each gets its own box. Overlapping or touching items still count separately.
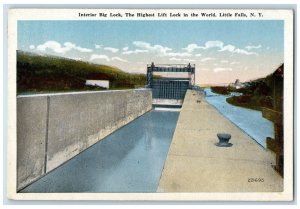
[37,41,68,53]
[220,60,229,63]
[230,61,240,65]
[217,43,257,55]
[183,58,196,62]
[131,41,193,57]
[122,49,148,55]
[95,44,102,49]
[220,44,257,55]
[234,48,258,55]
[169,57,181,61]
[201,57,216,62]
[218,44,235,52]
[133,41,150,48]
[197,40,258,56]
[123,47,129,51]
[202,40,224,49]
[90,54,128,63]
[65,43,92,53]
[166,52,192,57]
[183,44,202,52]
[111,57,128,62]
[169,57,195,62]
[130,40,255,58]
[90,54,110,62]
[36,41,93,54]
[67,57,83,61]
[213,67,233,72]
[104,47,119,53]
[245,44,262,50]
[29,45,35,49]
[133,41,172,56]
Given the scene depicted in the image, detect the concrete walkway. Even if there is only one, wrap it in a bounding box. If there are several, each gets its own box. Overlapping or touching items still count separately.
[158,90,283,192]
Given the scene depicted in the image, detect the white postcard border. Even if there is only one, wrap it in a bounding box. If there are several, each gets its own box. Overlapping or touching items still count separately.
[7,8,294,201]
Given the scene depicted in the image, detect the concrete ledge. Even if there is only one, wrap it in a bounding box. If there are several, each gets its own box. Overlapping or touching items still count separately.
[158,90,283,192]
[17,89,152,190]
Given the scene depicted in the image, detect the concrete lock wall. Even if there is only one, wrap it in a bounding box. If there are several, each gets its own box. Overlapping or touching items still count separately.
[17,96,49,191]
[17,89,152,191]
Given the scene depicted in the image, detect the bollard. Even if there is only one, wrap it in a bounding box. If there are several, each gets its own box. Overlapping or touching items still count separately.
[215,133,232,147]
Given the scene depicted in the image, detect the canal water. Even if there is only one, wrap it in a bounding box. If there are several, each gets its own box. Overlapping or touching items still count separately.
[204,88,274,148]
[21,110,179,193]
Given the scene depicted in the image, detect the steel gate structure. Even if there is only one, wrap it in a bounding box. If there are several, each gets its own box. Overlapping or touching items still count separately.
[147,63,195,106]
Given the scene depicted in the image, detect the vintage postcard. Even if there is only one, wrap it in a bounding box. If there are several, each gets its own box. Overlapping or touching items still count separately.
[7,8,294,201]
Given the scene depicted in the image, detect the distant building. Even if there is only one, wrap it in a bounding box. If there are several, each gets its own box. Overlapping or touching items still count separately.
[229,79,245,89]
[85,80,110,89]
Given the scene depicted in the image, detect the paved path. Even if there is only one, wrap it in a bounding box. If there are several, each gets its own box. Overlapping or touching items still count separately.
[158,90,283,192]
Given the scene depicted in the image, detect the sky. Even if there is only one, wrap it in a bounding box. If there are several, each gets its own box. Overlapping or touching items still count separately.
[18,20,284,85]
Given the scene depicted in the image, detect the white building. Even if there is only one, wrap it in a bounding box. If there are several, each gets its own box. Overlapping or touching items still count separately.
[85,80,110,89]
[229,79,245,89]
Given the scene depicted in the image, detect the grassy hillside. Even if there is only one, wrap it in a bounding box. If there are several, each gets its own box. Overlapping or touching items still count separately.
[17,51,146,94]
[211,64,283,111]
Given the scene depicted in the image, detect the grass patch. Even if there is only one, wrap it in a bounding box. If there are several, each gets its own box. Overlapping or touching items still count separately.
[17,50,146,94]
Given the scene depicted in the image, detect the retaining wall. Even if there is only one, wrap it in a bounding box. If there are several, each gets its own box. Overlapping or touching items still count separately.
[17,89,152,191]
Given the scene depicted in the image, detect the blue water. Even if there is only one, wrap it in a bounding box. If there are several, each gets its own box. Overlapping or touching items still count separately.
[21,110,179,193]
[204,88,274,148]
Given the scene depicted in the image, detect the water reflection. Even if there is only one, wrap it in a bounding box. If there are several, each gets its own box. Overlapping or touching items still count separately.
[204,88,274,148]
[144,115,153,151]
[21,110,179,193]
